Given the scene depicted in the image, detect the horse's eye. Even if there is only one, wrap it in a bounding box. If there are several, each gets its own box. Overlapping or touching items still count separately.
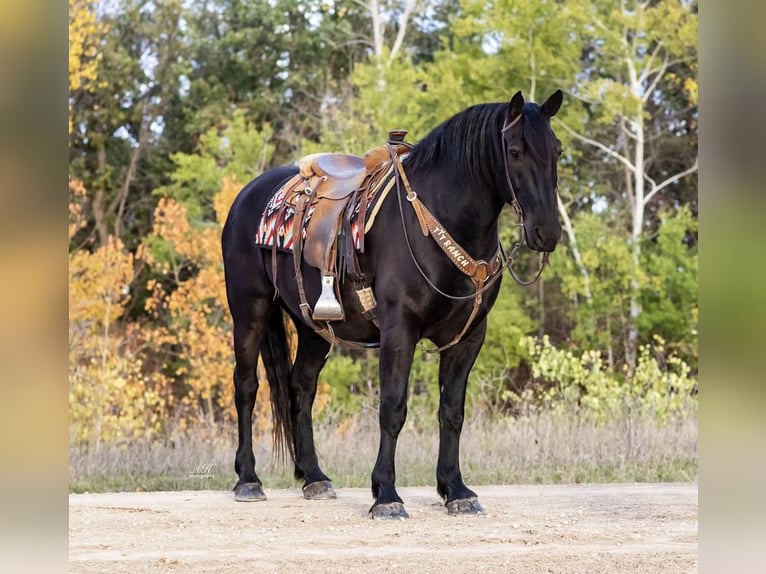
[509,149,520,159]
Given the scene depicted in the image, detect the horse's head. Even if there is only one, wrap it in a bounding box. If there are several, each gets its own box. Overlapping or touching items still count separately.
[501,90,563,253]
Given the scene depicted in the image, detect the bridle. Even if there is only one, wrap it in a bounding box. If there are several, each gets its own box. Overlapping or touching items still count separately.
[395,114,549,295]
[500,113,550,286]
[392,113,551,352]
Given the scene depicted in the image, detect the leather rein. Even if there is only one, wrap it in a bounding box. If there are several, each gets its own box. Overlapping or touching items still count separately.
[392,113,549,353]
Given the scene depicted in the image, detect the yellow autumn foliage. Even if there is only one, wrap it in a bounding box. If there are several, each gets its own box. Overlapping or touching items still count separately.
[69,178,334,445]
[69,179,88,240]
[69,225,168,444]
[69,180,168,444]
[69,0,108,134]
[143,196,237,426]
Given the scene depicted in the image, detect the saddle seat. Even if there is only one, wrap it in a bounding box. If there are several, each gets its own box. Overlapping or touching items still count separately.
[298,153,368,199]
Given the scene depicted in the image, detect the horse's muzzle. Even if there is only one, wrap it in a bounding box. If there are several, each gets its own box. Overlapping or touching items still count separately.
[527,224,561,253]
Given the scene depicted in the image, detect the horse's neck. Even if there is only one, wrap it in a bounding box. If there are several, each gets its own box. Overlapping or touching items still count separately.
[404,107,508,257]
[408,169,505,259]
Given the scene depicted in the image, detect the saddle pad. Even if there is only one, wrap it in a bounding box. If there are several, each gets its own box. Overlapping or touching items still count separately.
[254,169,394,253]
[255,180,314,251]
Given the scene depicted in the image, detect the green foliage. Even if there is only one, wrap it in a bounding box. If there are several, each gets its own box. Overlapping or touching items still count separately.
[180,0,371,162]
[406,350,441,420]
[317,346,443,422]
[317,353,368,419]
[552,211,636,363]
[454,0,582,100]
[638,206,698,364]
[305,0,586,155]
[474,278,537,378]
[300,54,434,155]
[69,0,189,248]
[522,334,697,424]
[155,110,274,220]
[552,207,697,369]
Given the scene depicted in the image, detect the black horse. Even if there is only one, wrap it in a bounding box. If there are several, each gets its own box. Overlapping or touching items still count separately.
[221,90,563,519]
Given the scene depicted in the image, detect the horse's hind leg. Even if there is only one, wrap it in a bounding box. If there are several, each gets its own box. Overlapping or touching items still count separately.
[232,299,273,502]
[289,322,336,500]
[436,318,488,515]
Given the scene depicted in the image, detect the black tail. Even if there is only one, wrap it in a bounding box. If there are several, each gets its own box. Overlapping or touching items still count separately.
[261,309,294,464]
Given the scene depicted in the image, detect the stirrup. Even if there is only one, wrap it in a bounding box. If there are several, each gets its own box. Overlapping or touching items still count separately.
[313,275,344,321]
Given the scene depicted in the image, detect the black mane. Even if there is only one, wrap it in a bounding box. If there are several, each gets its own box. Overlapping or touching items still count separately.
[404,103,506,189]
[404,101,555,190]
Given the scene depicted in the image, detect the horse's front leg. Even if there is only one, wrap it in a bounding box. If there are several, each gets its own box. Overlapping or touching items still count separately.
[369,323,418,520]
[436,317,488,515]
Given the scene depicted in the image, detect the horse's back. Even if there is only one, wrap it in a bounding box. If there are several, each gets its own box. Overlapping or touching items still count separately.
[222,165,297,303]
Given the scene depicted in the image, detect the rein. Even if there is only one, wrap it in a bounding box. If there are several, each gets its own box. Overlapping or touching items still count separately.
[391,116,549,353]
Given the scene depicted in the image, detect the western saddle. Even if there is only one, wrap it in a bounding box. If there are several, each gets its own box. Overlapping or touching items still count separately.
[273,131,411,326]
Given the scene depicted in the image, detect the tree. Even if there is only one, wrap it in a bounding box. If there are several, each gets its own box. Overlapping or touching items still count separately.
[177,0,370,163]
[555,0,698,367]
[69,0,187,248]
[154,110,275,221]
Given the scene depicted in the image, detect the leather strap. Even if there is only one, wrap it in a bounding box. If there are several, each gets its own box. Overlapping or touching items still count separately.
[501,113,524,221]
[393,153,502,285]
[292,191,318,330]
[391,151,503,353]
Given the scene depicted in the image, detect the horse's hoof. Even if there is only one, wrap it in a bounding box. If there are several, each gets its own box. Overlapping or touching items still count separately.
[369,502,409,520]
[446,496,485,516]
[234,482,267,502]
[303,480,337,500]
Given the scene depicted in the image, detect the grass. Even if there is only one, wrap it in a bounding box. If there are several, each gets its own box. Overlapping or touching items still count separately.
[69,408,697,493]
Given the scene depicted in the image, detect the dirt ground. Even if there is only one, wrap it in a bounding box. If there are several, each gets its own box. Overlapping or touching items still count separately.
[69,483,697,573]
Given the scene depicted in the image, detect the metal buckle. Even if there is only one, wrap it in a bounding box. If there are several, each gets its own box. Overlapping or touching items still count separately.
[474,260,489,283]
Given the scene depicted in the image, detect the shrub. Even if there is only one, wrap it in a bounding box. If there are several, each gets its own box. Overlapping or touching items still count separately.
[520,334,697,424]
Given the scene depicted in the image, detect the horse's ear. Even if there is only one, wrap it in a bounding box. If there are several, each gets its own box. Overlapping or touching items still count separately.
[507,91,525,124]
[541,89,563,118]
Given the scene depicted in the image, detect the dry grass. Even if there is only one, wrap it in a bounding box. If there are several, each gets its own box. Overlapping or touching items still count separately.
[69,408,697,493]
